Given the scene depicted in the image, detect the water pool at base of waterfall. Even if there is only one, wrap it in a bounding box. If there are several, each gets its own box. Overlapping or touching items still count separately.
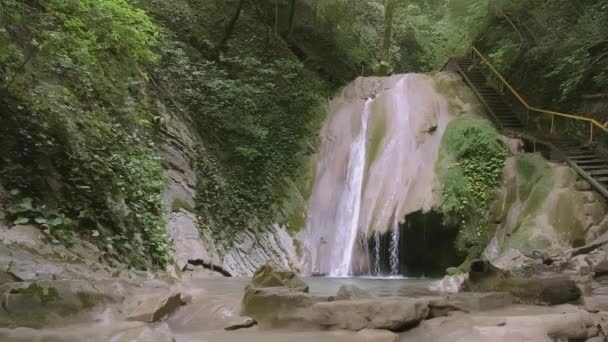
[189,276,438,298]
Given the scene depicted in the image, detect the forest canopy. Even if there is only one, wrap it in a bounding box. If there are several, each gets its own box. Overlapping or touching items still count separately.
[0,0,606,268]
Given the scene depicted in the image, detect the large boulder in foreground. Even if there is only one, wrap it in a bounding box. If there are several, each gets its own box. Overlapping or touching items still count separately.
[241,285,330,327]
[468,260,581,305]
[0,279,125,328]
[241,264,328,327]
[241,264,456,331]
[311,298,431,331]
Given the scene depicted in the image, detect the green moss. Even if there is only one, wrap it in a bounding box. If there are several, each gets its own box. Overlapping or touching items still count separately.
[551,191,585,247]
[76,291,105,310]
[433,73,484,117]
[367,100,388,166]
[293,239,303,259]
[436,115,507,256]
[515,155,548,199]
[16,284,60,305]
[519,175,554,220]
[171,198,194,213]
[504,222,552,253]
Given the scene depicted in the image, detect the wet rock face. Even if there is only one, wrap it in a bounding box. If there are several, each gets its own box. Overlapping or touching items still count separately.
[160,109,302,277]
[484,154,608,269]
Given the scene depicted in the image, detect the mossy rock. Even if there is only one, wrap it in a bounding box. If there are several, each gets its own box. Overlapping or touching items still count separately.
[0,280,118,328]
[250,264,309,292]
[467,260,580,305]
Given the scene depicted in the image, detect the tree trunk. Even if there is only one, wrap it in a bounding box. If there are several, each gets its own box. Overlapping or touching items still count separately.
[379,0,397,75]
[217,0,247,54]
[285,0,297,38]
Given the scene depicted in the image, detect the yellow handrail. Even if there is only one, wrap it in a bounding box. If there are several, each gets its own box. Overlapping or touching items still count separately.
[470,47,608,141]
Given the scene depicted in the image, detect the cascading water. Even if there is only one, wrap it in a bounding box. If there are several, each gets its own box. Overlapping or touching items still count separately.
[329,100,371,277]
[303,73,470,277]
[389,218,400,276]
[373,231,381,276]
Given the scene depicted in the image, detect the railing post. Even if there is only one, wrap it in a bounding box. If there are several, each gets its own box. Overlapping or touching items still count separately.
[550,114,555,134]
[590,123,594,143]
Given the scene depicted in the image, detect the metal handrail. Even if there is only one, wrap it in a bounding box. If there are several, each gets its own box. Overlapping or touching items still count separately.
[470,47,608,142]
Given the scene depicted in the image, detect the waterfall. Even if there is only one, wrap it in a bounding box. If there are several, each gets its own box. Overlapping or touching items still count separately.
[328,99,371,277]
[389,218,400,276]
[373,231,381,276]
[303,73,461,277]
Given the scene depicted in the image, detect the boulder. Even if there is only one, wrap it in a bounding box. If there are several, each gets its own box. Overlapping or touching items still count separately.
[428,274,468,293]
[467,260,581,305]
[335,285,374,300]
[356,329,398,342]
[0,280,122,327]
[485,155,589,263]
[310,298,430,331]
[583,295,608,312]
[168,292,246,332]
[446,292,513,311]
[488,249,548,278]
[0,271,21,286]
[125,291,183,323]
[240,286,329,327]
[250,263,309,292]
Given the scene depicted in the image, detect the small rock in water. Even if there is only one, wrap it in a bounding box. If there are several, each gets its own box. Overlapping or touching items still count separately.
[126,291,182,323]
[224,317,257,331]
[428,274,468,293]
[335,285,374,300]
[250,263,309,292]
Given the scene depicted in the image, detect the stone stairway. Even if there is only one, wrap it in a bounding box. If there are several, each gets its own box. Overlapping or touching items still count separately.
[446,57,608,197]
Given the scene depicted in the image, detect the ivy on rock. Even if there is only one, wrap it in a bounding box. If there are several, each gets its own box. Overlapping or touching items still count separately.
[437,116,507,257]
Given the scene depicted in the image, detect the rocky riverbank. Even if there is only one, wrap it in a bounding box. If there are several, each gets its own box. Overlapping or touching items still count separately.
[1,262,608,342]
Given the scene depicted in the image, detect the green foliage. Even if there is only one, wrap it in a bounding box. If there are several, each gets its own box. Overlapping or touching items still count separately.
[7,197,76,244]
[151,27,327,240]
[437,116,507,256]
[0,0,169,268]
[39,0,159,66]
[474,0,608,109]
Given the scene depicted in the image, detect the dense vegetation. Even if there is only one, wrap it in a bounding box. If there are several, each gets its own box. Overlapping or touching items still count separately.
[1,0,604,268]
[437,117,507,257]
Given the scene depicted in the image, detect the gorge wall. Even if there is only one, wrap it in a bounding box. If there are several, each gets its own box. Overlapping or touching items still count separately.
[159,106,302,276]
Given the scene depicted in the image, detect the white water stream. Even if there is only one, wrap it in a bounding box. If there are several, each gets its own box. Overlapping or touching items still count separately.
[303,73,464,276]
[329,100,372,276]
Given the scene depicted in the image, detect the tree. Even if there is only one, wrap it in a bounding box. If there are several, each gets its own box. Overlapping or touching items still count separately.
[285,0,297,38]
[379,0,398,75]
[217,0,247,54]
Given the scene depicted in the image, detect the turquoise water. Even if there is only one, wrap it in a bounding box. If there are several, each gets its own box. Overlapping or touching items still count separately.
[191,276,437,298]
